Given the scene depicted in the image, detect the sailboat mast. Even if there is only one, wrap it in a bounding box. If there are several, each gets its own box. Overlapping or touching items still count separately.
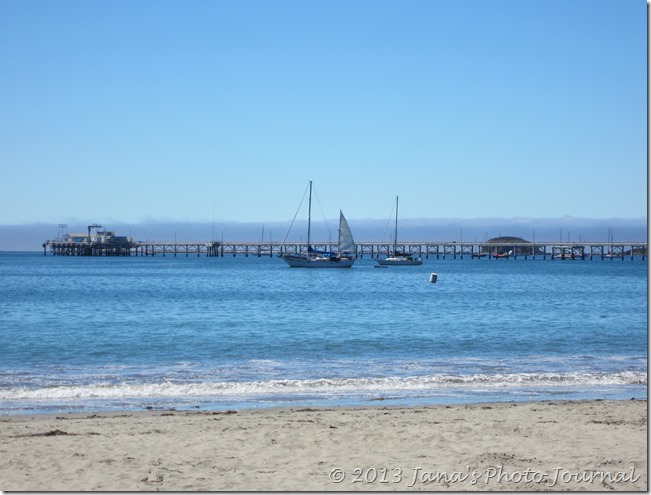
[394,196,399,254]
[307,180,312,248]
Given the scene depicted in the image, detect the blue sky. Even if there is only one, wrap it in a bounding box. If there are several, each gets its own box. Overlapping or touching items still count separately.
[0,0,646,230]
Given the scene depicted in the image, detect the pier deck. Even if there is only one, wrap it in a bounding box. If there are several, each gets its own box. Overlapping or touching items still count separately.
[43,239,646,261]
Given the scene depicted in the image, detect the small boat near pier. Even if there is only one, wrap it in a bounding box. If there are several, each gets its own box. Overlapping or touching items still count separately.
[376,196,422,266]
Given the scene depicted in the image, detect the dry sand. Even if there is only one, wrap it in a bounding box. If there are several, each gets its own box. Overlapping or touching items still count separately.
[0,399,646,491]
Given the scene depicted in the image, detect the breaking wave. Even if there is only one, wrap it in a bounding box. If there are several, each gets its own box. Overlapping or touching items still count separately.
[1,371,646,402]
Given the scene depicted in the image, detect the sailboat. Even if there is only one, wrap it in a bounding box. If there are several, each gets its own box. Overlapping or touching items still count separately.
[280,181,356,268]
[376,196,422,266]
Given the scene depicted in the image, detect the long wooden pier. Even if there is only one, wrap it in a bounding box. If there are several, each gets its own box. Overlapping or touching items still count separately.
[44,239,646,260]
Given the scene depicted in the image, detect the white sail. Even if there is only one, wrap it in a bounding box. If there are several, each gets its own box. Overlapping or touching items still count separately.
[338,211,356,255]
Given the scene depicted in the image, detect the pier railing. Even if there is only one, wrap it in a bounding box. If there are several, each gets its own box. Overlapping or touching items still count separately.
[43,239,646,260]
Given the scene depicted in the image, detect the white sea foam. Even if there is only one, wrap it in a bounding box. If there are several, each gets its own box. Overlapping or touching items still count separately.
[1,371,645,402]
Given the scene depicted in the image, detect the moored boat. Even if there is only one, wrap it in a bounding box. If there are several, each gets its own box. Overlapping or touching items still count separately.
[280,181,356,268]
[376,196,422,266]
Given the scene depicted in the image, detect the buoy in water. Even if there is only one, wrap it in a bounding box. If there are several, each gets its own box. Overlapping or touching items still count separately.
[429,273,438,283]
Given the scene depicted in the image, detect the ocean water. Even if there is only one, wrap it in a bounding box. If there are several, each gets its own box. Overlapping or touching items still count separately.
[0,252,646,415]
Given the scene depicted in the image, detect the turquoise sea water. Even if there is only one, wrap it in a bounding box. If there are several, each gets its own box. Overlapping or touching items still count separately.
[0,252,646,414]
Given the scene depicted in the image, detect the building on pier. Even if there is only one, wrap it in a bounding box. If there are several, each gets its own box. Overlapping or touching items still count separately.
[482,236,546,257]
[44,226,133,256]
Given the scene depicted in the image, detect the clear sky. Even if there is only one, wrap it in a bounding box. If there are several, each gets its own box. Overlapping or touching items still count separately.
[0,0,646,227]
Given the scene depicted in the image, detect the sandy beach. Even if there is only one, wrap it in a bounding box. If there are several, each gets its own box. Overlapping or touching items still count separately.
[0,399,646,491]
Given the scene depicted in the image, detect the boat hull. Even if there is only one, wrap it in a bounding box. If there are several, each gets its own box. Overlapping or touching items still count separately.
[376,257,423,266]
[281,255,355,268]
